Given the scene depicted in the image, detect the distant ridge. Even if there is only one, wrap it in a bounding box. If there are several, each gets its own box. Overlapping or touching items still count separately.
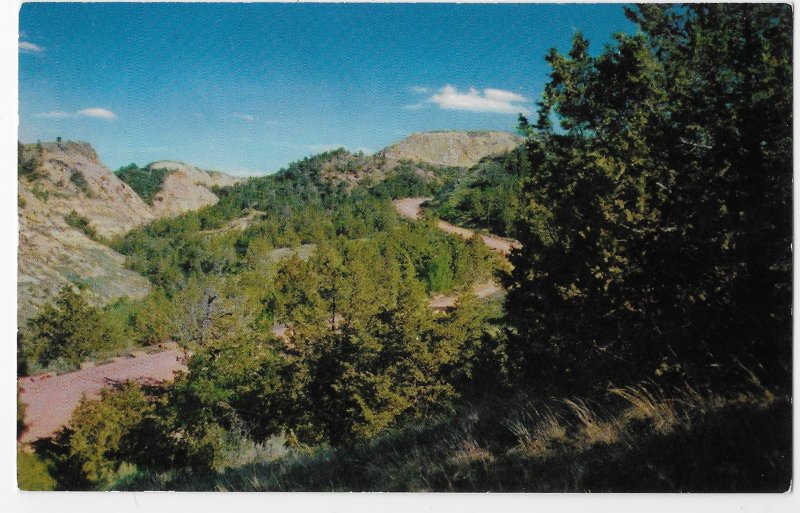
[380,130,523,168]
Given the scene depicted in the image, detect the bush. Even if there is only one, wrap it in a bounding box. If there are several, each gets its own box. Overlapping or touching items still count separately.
[64,210,99,241]
[17,448,56,491]
[69,169,92,196]
[23,285,125,370]
[67,382,155,486]
[17,142,42,181]
[115,164,172,205]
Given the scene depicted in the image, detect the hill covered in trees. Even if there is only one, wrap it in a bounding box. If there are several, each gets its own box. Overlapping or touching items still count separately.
[18,3,792,493]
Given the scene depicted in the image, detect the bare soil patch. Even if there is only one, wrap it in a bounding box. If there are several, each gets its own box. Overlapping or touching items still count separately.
[18,348,186,443]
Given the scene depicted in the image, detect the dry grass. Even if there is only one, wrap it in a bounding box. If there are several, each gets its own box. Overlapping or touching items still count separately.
[113,378,790,492]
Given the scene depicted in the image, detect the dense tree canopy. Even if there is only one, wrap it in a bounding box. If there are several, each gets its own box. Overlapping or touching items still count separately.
[505,3,792,394]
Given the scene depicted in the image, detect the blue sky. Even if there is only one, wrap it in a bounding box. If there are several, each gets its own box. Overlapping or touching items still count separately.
[19,3,635,176]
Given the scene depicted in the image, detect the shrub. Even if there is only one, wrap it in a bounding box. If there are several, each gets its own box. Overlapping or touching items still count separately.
[115,164,172,205]
[31,184,49,202]
[17,142,42,180]
[17,448,56,491]
[64,210,99,240]
[69,169,92,196]
[67,382,155,486]
[23,285,125,369]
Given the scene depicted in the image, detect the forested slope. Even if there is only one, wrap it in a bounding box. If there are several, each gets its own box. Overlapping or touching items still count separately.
[18,3,792,493]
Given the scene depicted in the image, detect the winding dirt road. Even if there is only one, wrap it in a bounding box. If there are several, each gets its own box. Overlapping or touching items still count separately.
[18,348,187,443]
[392,197,521,256]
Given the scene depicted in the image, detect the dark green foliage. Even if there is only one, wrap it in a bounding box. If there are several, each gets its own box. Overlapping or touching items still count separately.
[430,147,529,238]
[67,382,155,485]
[64,210,99,240]
[17,141,43,180]
[368,164,439,199]
[115,163,172,205]
[168,333,291,450]
[22,285,126,371]
[17,385,26,440]
[29,382,177,490]
[111,149,489,296]
[69,169,92,196]
[505,4,792,395]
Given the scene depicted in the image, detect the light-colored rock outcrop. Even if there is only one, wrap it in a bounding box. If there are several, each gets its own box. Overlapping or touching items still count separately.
[17,142,154,321]
[320,131,523,186]
[17,144,244,322]
[147,161,242,218]
[381,130,523,169]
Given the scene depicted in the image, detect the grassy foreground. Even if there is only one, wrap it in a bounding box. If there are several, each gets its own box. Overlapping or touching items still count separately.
[114,383,791,492]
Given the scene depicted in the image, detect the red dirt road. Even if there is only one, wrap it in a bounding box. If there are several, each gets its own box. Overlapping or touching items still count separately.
[18,349,187,443]
[392,197,521,256]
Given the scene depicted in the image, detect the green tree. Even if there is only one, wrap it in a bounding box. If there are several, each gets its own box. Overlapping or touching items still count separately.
[67,382,154,486]
[506,4,792,394]
[132,290,177,345]
[24,285,122,368]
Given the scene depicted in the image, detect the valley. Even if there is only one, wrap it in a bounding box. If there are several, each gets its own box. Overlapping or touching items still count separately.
[15,2,792,495]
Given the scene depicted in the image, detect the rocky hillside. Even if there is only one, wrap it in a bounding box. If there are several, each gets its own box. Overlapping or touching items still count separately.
[18,142,153,321]
[146,161,242,218]
[20,142,154,237]
[320,130,523,185]
[381,130,522,168]
[17,132,511,321]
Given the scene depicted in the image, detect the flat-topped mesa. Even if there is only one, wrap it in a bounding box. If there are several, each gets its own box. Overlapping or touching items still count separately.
[145,160,243,218]
[320,130,524,186]
[380,130,523,168]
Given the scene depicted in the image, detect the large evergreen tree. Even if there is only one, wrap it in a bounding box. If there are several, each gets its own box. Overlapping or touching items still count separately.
[506,4,792,394]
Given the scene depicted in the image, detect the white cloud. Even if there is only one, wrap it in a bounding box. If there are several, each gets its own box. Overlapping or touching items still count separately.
[33,108,117,120]
[427,85,530,115]
[34,111,72,119]
[77,108,117,119]
[484,88,528,103]
[410,86,430,94]
[233,112,256,121]
[19,41,43,53]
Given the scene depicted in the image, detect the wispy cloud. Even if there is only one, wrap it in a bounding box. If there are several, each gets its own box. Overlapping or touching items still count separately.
[19,41,44,53]
[410,85,430,94]
[425,85,530,115]
[33,108,117,120]
[232,112,256,121]
[77,108,117,119]
[34,111,72,119]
